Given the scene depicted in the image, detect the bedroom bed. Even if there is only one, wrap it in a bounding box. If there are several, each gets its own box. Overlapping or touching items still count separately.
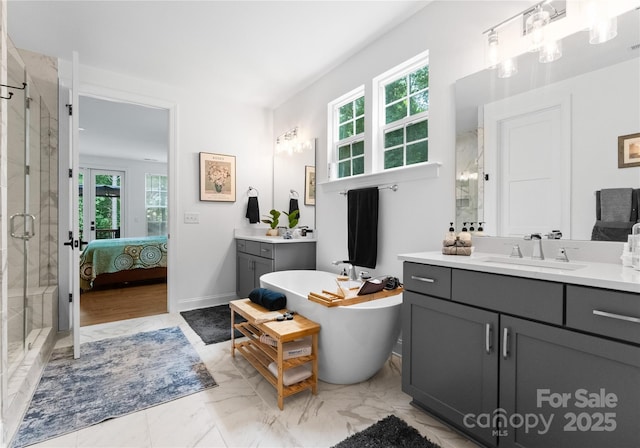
[79,235,168,290]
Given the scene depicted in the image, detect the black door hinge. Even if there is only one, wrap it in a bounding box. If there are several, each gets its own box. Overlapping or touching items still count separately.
[66,103,72,116]
[68,168,73,178]
[69,293,73,303]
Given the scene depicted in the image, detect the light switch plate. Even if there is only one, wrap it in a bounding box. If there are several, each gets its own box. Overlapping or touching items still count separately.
[184,212,199,224]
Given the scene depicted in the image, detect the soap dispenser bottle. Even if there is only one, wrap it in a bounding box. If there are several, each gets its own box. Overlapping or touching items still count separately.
[446,222,456,240]
[458,222,471,242]
[475,222,485,236]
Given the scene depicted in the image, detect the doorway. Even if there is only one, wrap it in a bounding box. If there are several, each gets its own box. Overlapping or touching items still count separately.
[77,95,170,326]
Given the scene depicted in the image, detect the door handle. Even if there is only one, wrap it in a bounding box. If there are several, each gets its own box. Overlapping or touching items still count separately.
[10,213,36,240]
[502,327,510,359]
[485,323,493,354]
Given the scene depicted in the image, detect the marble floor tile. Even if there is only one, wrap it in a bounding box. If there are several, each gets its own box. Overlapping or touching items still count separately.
[23,312,480,448]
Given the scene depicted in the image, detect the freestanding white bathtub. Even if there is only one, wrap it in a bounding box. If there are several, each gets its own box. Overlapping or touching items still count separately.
[260,270,402,385]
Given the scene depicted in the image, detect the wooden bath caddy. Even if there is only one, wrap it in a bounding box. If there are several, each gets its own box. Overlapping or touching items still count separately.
[308,279,403,307]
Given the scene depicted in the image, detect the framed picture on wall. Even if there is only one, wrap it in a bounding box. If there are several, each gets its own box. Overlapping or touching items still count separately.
[618,133,640,168]
[304,165,315,206]
[199,152,236,202]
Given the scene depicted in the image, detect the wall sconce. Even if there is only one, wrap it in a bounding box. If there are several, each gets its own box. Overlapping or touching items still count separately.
[586,0,618,44]
[275,127,312,155]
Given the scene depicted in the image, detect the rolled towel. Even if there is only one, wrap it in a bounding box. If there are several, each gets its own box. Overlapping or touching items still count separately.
[267,362,312,386]
[248,287,287,311]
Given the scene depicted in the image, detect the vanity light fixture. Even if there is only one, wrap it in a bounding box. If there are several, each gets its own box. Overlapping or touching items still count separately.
[586,0,618,44]
[483,0,566,75]
[486,29,500,69]
[498,57,518,78]
[525,6,551,52]
[275,127,312,155]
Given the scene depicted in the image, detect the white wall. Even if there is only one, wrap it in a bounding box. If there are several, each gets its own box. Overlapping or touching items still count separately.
[79,155,168,237]
[273,1,523,279]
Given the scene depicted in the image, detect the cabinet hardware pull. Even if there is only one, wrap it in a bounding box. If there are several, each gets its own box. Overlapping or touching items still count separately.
[410,275,435,283]
[485,323,492,354]
[502,327,509,359]
[593,310,640,324]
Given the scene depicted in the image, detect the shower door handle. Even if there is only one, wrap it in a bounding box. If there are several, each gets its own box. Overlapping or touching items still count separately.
[9,213,36,240]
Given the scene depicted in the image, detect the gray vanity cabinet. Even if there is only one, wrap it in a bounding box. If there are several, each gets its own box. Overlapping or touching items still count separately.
[236,239,316,298]
[500,315,640,448]
[402,261,640,448]
[402,290,499,447]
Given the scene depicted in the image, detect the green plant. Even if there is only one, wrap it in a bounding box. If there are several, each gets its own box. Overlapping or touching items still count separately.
[261,209,281,229]
[283,210,299,229]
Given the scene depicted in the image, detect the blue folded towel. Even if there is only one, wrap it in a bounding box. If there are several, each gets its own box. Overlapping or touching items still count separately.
[248,288,287,311]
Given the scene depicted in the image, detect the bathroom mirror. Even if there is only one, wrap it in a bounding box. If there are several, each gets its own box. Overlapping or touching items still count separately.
[455,7,640,240]
[273,140,316,230]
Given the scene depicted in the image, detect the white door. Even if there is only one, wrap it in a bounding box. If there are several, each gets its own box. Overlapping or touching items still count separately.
[484,93,571,238]
[67,51,81,358]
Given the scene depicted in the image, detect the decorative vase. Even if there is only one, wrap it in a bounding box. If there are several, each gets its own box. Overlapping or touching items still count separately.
[214,183,223,193]
[266,228,279,236]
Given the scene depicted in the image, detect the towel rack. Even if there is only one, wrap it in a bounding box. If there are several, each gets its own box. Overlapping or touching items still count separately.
[339,184,398,195]
[289,189,299,199]
[248,186,259,197]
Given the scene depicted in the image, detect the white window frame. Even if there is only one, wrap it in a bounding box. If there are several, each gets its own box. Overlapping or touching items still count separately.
[327,85,365,180]
[372,50,429,172]
[145,173,168,236]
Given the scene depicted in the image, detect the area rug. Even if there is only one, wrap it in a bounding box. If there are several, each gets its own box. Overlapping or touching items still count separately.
[332,415,443,448]
[11,327,217,448]
[180,303,246,344]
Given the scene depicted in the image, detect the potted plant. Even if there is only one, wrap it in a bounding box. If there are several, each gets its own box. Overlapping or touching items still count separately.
[283,210,299,229]
[262,209,281,236]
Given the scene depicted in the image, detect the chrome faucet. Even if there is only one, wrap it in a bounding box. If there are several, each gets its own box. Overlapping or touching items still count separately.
[524,233,544,260]
[332,260,358,281]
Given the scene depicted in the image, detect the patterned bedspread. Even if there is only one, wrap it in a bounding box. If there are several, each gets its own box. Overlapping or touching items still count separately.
[80,236,168,290]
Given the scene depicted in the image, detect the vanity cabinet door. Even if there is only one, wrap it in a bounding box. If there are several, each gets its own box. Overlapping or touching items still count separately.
[402,291,499,447]
[499,316,640,448]
[236,252,275,298]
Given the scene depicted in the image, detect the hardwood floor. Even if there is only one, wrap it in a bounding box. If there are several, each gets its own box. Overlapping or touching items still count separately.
[80,281,167,327]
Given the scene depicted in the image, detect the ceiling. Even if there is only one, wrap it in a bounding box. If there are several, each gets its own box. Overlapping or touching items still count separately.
[7,1,429,163]
[7,0,429,109]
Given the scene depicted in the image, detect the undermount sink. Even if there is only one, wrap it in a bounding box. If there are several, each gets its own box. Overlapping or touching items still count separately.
[482,256,587,271]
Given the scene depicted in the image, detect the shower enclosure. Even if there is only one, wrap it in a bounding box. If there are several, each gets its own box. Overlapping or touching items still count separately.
[3,42,59,443]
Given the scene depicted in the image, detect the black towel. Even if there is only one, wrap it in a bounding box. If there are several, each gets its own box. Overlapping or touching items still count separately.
[347,187,379,269]
[289,198,299,218]
[246,196,260,223]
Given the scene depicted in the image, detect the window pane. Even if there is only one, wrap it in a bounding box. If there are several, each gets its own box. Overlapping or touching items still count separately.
[385,101,407,124]
[409,91,429,115]
[384,128,404,148]
[352,140,364,157]
[160,191,168,207]
[385,77,407,104]
[338,145,351,160]
[352,156,364,175]
[339,122,354,140]
[355,117,364,135]
[339,103,353,124]
[338,160,351,178]
[160,176,168,190]
[410,66,429,93]
[406,141,428,165]
[407,119,428,142]
[384,148,404,169]
[354,96,365,117]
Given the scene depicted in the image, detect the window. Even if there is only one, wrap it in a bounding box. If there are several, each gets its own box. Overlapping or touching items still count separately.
[378,57,429,170]
[145,174,167,236]
[329,87,365,179]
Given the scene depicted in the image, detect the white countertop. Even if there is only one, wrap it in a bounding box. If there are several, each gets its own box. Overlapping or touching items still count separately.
[398,251,640,294]
[234,229,316,244]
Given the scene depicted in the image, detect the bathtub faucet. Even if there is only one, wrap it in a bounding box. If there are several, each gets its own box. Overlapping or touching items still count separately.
[331,260,358,281]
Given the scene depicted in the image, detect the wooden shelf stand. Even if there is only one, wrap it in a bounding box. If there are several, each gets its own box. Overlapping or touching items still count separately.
[230,298,320,409]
